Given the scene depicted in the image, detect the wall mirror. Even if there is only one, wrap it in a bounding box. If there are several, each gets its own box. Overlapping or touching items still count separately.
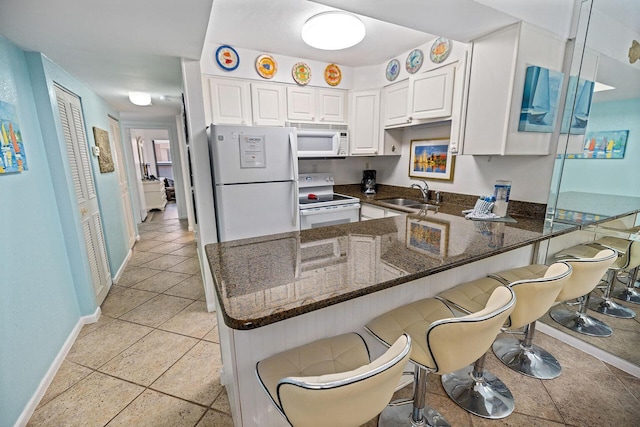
[544,0,640,369]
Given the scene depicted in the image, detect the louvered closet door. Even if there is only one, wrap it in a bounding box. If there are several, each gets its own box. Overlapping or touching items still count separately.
[108,116,136,248]
[55,86,112,305]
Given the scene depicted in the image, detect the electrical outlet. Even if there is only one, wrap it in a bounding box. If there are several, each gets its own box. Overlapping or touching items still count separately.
[365,161,370,170]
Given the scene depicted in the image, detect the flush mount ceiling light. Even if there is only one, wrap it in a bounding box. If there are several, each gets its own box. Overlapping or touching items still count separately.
[128,91,152,106]
[302,11,365,50]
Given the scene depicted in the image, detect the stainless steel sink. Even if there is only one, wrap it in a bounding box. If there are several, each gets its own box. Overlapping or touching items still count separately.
[379,198,422,206]
[379,198,438,211]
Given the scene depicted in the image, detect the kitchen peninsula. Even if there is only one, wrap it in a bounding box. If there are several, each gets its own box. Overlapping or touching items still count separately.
[205,204,577,426]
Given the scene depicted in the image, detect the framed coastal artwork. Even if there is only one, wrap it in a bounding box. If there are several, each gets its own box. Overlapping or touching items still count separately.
[0,100,28,174]
[409,138,455,181]
[560,76,595,135]
[564,130,629,159]
[518,65,564,133]
[93,127,115,173]
[406,217,449,258]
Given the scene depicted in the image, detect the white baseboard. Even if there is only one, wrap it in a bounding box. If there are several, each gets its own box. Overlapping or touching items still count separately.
[537,321,640,378]
[14,307,101,427]
[112,248,133,284]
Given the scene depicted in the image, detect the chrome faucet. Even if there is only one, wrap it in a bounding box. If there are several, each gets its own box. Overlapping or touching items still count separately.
[411,180,429,202]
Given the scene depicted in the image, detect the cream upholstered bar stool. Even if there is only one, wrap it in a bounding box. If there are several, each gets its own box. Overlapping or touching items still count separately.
[489,250,616,373]
[561,236,639,319]
[548,248,619,336]
[365,287,515,426]
[256,332,411,427]
[436,262,570,417]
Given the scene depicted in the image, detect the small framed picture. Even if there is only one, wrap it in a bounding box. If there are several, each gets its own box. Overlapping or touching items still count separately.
[409,138,455,181]
[406,217,449,258]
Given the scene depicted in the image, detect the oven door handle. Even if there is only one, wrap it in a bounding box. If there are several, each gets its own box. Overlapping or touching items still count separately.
[299,204,361,216]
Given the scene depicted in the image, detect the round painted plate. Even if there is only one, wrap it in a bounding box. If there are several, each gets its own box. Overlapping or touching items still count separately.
[405,49,424,74]
[292,62,311,85]
[324,63,342,86]
[215,45,239,71]
[386,59,400,81]
[256,54,277,79]
[430,37,452,64]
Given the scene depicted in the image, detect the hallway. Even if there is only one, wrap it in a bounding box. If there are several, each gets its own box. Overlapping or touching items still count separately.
[25,204,640,426]
[27,204,233,426]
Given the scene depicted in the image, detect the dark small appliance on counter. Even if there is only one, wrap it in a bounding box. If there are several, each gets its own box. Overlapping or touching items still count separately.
[361,169,377,195]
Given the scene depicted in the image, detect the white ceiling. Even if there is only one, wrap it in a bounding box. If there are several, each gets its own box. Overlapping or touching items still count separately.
[0,0,638,116]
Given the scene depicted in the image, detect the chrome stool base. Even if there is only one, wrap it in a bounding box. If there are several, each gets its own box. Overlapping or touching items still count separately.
[492,337,561,379]
[612,288,640,304]
[442,365,514,419]
[589,298,636,319]
[549,308,612,337]
[378,401,450,427]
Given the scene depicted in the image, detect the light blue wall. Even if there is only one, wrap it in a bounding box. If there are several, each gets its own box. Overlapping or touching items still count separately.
[559,98,640,197]
[0,36,81,427]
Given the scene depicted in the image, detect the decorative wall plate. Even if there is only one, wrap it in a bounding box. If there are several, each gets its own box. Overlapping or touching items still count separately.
[292,62,311,85]
[324,63,342,86]
[256,54,277,79]
[385,59,400,81]
[215,45,239,71]
[405,49,424,74]
[430,37,451,64]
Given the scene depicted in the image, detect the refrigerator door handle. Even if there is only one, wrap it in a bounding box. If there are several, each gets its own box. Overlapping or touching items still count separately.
[289,132,299,179]
[289,132,300,229]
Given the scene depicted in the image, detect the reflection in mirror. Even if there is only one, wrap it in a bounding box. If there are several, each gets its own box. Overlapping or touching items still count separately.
[543,0,640,372]
[549,0,640,226]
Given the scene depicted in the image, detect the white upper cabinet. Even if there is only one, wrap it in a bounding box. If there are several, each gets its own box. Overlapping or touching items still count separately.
[408,63,455,120]
[382,62,457,129]
[461,22,566,156]
[286,86,316,121]
[349,90,381,156]
[251,83,287,126]
[382,79,410,127]
[286,86,347,123]
[206,77,252,125]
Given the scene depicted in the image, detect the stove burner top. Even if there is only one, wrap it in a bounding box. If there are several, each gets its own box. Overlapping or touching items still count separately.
[299,194,354,205]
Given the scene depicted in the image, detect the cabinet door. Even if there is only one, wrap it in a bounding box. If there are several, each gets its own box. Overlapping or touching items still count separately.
[251,83,286,126]
[348,235,379,286]
[349,90,381,156]
[317,89,346,123]
[286,86,316,121]
[208,78,252,125]
[409,63,455,120]
[382,80,410,127]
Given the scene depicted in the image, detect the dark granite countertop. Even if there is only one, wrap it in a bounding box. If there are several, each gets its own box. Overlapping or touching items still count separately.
[206,195,579,330]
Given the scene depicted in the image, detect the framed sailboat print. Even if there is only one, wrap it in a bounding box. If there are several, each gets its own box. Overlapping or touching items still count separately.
[518,65,564,133]
[560,76,595,135]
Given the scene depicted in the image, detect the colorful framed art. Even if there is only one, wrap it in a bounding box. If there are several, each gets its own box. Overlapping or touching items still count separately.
[430,37,451,64]
[92,127,114,173]
[324,63,342,86]
[563,130,629,159]
[0,100,28,174]
[405,49,424,74]
[292,62,311,85]
[256,54,277,79]
[386,59,400,82]
[215,45,239,71]
[406,217,450,258]
[409,138,455,181]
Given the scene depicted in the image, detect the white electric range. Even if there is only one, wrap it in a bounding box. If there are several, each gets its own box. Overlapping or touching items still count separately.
[298,173,361,230]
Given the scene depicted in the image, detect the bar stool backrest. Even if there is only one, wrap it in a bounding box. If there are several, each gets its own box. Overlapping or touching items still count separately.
[555,249,617,302]
[276,334,411,427]
[507,262,572,329]
[427,286,515,375]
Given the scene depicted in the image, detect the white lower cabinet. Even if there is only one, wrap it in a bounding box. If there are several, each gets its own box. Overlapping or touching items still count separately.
[360,204,401,221]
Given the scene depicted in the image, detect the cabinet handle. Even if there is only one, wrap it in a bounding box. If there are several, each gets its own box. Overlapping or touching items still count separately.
[320,117,325,121]
[406,117,412,123]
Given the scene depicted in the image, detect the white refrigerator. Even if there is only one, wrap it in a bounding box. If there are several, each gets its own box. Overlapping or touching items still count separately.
[209,124,299,242]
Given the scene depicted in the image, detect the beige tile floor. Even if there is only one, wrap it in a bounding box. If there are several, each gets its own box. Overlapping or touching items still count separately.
[27,204,640,426]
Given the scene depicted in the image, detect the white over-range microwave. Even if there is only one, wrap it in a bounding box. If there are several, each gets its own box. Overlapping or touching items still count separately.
[291,123,349,158]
